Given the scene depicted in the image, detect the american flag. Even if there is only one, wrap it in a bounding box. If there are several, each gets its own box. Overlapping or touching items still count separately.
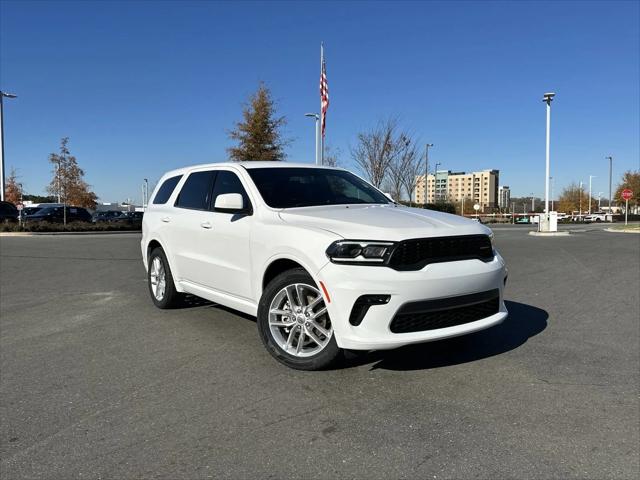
[320,45,329,138]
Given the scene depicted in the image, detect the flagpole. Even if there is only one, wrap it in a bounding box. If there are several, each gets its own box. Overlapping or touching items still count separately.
[320,43,324,165]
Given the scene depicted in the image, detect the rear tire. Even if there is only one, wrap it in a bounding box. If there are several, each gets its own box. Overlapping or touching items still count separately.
[258,268,342,370]
[148,247,182,309]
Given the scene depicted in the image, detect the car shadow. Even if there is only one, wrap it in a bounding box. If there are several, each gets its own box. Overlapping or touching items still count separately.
[341,300,548,371]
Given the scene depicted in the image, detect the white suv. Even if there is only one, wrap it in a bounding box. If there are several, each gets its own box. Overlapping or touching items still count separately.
[142,162,508,370]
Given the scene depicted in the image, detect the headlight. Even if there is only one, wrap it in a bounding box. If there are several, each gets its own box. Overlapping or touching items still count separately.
[326,240,396,265]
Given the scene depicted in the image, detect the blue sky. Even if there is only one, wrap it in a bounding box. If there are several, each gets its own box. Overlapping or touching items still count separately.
[1,0,638,203]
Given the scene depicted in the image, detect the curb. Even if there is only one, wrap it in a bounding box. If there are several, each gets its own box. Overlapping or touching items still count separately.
[0,231,141,237]
[528,231,571,237]
[605,228,640,234]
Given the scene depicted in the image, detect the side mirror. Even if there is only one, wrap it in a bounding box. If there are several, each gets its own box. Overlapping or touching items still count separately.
[214,193,245,212]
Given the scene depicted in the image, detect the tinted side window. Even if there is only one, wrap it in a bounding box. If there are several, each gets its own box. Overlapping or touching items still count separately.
[211,171,251,211]
[153,175,182,204]
[175,171,215,210]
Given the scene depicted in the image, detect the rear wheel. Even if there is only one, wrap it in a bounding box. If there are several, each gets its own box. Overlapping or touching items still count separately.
[258,268,342,370]
[148,248,182,309]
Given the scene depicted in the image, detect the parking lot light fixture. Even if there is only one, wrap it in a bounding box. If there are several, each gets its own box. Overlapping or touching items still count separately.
[542,92,555,231]
[305,113,320,165]
[588,175,596,215]
[0,91,18,202]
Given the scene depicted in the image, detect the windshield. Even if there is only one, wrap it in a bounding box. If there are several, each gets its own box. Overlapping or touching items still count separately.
[246,167,391,209]
[34,207,59,215]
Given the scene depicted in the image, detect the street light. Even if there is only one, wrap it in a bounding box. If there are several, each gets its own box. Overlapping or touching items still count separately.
[542,92,555,230]
[143,178,149,210]
[424,143,433,204]
[579,181,583,216]
[588,175,596,215]
[597,192,603,210]
[434,162,442,202]
[305,113,320,165]
[0,91,18,202]
[606,156,613,213]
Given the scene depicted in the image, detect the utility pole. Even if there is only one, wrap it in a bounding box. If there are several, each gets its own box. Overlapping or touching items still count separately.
[424,143,433,205]
[434,162,441,202]
[542,93,555,224]
[0,91,18,202]
[305,113,320,165]
[606,156,613,213]
[579,181,583,217]
[531,193,535,212]
[588,175,596,215]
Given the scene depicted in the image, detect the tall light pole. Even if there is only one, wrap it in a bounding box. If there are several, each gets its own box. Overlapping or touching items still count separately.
[424,143,433,205]
[143,178,149,210]
[588,175,596,215]
[434,162,441,202]
[542,92,555,229]
[579,181,583,216]
[0,91,18,202]
[597,192,603,210]
[606,156,613,212]
[531,193,535,212]
[305,113,320,165]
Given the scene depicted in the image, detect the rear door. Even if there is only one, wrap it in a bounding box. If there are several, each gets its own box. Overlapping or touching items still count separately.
[168,169,217,286]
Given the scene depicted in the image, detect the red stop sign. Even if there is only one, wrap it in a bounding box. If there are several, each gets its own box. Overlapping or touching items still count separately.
[622,189,633,201]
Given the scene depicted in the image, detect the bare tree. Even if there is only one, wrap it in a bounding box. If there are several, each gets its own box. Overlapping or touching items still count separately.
[323,145,341,167]
[400,146,424,206]
[350,119,399,188]
[389,134,421,203]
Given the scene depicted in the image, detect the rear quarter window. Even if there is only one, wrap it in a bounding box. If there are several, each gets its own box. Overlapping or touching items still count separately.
[153,175,183,204]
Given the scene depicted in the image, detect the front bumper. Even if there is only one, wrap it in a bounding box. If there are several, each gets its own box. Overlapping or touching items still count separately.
[317,253,508,350]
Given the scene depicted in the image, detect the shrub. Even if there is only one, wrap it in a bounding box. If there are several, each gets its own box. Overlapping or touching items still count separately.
[0,222,141,233]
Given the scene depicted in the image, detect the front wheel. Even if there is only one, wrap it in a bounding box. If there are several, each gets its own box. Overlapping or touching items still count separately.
[257,268,342,370]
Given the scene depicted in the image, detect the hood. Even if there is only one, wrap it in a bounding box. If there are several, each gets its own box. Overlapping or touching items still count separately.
[278,204,491,241]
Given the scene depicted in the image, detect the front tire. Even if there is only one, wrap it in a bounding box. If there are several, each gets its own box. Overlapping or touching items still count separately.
[257,268,342,370]
[148,247,182,309]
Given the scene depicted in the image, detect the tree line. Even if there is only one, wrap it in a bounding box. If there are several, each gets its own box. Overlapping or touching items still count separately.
[5,82,638,210]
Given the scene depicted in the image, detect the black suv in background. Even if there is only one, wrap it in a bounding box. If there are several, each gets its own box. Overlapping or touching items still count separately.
[112,211,143,228]
[0,201,19,223]
[93,210,124,223]
[24,206,92,223]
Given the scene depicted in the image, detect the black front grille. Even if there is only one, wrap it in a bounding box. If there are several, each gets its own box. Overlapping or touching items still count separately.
[388,234,493,271]
[390,289,500,334]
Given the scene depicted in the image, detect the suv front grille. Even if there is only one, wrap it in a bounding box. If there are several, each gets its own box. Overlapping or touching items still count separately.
[389,289,500,334]
[388,234,493,271]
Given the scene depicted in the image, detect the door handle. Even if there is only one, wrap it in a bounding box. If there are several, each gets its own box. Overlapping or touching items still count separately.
[161,217,171,223]
[200,221,212,229]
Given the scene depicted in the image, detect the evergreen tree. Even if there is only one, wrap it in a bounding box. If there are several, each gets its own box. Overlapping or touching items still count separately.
[5,167,23,204]
[227,84,288,161]
[46,137,98,209]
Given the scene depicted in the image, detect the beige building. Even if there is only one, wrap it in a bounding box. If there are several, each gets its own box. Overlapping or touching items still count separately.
[415,169,500,210]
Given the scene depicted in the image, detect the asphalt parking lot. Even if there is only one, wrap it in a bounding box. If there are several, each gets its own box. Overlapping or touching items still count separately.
[1,225,638,479]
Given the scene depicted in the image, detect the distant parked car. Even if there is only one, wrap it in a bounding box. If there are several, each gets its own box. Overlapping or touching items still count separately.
[515,217,530,224]
[19,206,42,221]
[0,201,19,224]
[112,211,143,228]
[584,213,608,223]
[25,206,92,224]
[93,210,125,223]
